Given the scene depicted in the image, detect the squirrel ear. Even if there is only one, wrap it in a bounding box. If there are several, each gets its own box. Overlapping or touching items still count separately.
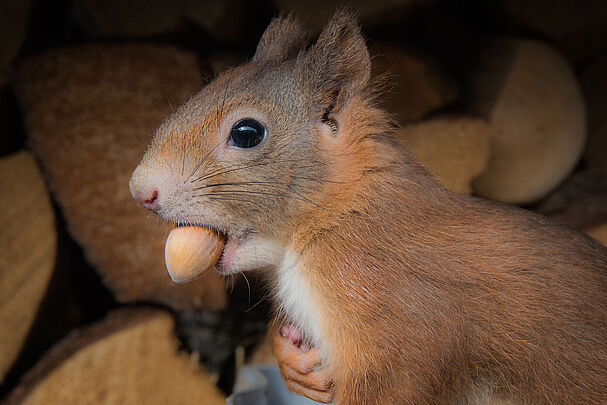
[299,10,371,110]
[253,15,307,63]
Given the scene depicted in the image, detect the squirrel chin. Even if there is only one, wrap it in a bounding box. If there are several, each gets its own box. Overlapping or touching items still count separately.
[216,232,287,276]
[214,233,239,275]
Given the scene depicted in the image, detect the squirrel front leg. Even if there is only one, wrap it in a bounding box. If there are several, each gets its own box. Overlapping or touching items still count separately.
[270,316,335,403]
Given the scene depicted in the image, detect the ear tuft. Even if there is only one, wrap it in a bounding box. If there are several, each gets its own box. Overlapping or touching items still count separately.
[253,15,307,63]
[299,10,371,110]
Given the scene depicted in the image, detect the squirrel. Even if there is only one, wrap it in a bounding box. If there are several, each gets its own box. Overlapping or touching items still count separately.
[130,11,607,405]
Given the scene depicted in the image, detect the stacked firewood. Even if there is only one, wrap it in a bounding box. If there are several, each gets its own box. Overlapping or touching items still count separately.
[1,0,605,403]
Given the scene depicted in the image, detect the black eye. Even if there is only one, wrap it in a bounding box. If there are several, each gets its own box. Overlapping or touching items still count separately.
[229,118,265,148]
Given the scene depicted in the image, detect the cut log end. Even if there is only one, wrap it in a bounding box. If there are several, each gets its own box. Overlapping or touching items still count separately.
[5,308,226,405]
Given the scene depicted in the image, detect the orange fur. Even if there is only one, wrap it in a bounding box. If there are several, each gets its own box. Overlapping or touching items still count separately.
[131,11,607,404]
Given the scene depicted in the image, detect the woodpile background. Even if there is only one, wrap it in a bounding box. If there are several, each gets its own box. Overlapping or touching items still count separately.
[1,0,606,402]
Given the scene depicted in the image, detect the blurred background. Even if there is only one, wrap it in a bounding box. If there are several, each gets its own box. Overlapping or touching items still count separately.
[1,0,606,403]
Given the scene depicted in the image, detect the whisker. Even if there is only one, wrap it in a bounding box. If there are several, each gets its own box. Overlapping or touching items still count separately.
[184,134,230,183]
[290,187,333,211]
[197,189,331,210]
[228,274,235,294]
[191,161,275,183]
[240,272,251,303]
[193,180,297,192]
[291,175,355,184]
[165,96,174,113]
[245,293,269,313]
[191,157,324,184]
[219,79,230,125]
[195,189,311,203]
[181,136,187,176]
[190,162,248,184]
[203,196,259,204]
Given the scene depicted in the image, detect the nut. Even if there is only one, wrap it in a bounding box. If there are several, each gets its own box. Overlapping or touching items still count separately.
[164,226,225,283]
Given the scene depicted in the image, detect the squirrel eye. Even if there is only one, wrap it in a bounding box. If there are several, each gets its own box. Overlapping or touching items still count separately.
[229,118,265,148]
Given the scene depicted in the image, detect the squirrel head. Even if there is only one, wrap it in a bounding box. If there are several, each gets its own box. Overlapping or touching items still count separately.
[130,11,391,273]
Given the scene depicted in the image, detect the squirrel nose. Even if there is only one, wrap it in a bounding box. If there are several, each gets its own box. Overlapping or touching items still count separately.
[130,167,161,212]
[132,184,160,211]
[139,188,160,211]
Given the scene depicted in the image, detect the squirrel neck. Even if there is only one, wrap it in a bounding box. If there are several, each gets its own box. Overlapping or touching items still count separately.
[289,129,453,252]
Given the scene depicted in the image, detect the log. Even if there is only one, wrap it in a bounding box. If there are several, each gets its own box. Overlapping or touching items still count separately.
[274,0,433,32]
[0,0,33,71]
[470,38,586,205]
[396,117,490,194]
[15,44,227,311]
[372,44,458,125]
[74,0,267,43]
[585,223,607,248]
[495,0,607,64]
[5,308,226,405]
[0,151,56,382]
[580,54,607,174]
[534,171,607,230]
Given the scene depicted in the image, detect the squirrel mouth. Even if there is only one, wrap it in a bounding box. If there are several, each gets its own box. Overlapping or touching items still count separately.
[163,225,227,283]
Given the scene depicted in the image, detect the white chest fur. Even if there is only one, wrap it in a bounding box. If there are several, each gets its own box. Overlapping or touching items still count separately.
[275,249,326,354]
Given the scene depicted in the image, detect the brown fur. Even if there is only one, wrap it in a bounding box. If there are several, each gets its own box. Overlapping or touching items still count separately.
[131,12,607,404]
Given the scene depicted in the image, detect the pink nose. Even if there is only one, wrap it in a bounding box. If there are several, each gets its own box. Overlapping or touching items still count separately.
[138,188,159,211]
[132,185,160,211]
[130,169,161,211]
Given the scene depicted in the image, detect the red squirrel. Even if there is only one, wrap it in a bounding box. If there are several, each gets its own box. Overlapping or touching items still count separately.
[130,11,607,404]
